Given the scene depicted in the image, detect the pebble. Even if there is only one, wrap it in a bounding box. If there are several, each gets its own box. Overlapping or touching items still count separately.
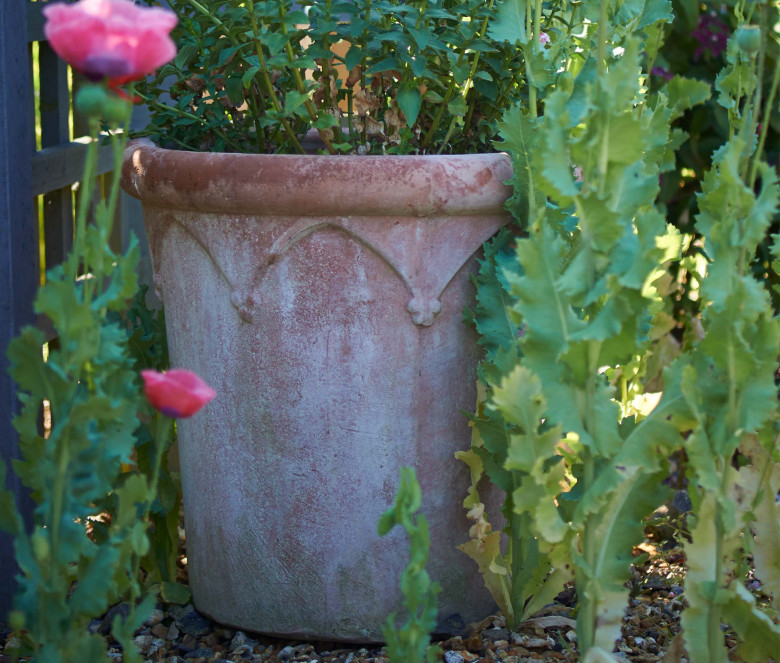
[145,609,166,626]
[172,605,213,639]
[279,645,296,660]
[151,622,169,639]
[444,651,465,663]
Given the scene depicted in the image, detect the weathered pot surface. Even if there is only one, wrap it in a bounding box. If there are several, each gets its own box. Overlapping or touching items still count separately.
[122,139,513,642]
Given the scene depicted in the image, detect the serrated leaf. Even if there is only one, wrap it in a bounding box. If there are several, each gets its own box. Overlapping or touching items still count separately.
[489,0,527,44]
[666,76,712,121]
[0,460,22,536]
[497,106,542,221]
[721,583,780,662]
[681,492,730,663]
[457,532,513,621]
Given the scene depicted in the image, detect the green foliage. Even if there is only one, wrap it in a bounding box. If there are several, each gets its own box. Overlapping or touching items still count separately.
[673,32,780,658]
[470,1,780,660]
[123,286,182,589]
[136,0,526,154]
[649,0,780,317]
[378,467,441,663]
[1,106,170,661]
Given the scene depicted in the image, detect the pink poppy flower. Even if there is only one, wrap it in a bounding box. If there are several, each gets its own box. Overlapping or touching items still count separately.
[43,0,177,84]
[141,369,216,419]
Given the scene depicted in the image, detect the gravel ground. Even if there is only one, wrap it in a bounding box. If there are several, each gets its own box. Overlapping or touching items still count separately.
[1,530,773,662]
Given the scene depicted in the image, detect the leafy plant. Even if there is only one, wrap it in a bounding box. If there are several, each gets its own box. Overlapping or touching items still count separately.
[378,467,441,663]
[136,0,527,154]
[461,0,687,638]
[123,287,184,596]
[468,0,780,660]
[0,94,157,661]
[672,20,780,661]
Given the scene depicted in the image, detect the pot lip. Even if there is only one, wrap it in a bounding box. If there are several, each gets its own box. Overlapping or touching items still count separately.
[122,138,514,217]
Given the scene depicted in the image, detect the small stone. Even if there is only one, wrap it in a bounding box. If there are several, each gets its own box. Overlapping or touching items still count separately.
[182,634,199,648]
[344,653,354,663]
[145,609,165,626]
[151,623,169,639]
[230,631,249,651]
[459,652,479,662]
[133,634,154,651]
[483,629,510,642]
[444,651,465,663]
[524,637,553,649]
[214,627,236,640]
[174,605,212,638]
[634,637,645,647]
[279,645,296,660]
[167,623,180,641]
[184,647,214,659]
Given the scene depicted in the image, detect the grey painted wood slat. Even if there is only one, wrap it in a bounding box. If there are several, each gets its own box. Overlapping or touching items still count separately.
[32,139,116,196]
[1,0,37,623]
[26,1,46,43]
[39,38,74,269]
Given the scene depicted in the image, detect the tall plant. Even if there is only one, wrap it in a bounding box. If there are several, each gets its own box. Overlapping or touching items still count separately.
[0,2,185,660]
[378,467,442,663]
[673,17,780,662]
[0,92,153,662]
[460,0,693,639]
[468,0,780,659]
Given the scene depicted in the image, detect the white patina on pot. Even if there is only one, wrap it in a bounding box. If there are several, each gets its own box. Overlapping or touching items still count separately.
[122,139,513,642]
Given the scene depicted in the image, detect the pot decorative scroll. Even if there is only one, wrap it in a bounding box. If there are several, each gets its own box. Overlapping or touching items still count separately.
[151,213,505,328]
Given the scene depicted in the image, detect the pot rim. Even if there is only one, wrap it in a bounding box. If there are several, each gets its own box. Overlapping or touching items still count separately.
[121,138,514,217]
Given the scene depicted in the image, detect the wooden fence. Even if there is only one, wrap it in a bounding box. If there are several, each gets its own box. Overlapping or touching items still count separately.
[0,0,149,620]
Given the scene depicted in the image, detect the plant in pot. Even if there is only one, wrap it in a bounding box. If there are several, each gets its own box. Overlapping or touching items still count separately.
[121,0,555,642]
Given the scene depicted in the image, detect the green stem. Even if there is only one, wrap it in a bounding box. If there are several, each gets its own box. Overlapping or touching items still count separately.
[428,0,494,152]
[68,118,100,284]
[278,7,336,154]
[597,0,609,79]
[127,412,175,631]
[577,339,602,657]
[749,37,780,188]
[529,0,543,118]
[246,0,305,154]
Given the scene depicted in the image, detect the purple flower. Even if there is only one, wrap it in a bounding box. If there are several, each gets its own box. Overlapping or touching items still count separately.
[691,11,730,61]
[651,66,673,81]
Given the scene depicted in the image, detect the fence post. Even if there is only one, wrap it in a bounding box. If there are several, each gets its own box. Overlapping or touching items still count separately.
[0,0,36,622]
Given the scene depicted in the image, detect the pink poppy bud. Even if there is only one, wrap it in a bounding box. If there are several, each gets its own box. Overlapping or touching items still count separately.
[141,369,216,419]
[43,0,177,84]
[539,32,551,45]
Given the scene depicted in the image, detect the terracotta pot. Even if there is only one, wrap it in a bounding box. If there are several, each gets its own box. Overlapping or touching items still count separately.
[121,139,513,642]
